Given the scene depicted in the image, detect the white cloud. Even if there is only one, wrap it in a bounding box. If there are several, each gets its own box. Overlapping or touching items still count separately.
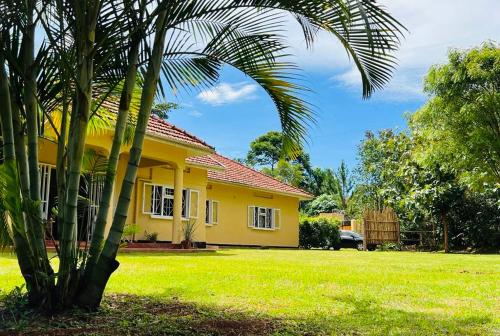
[197,82,258,105]
[286,0,500,101]
[188,110,203,118]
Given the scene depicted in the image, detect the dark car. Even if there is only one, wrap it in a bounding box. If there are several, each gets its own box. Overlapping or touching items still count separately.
[334,230,364,251]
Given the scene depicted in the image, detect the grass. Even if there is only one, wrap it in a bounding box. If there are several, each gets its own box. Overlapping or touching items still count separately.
[0,249,499,335]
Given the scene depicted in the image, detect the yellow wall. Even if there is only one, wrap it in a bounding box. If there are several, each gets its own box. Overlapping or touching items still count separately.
[123,160,208,243]
[205,182,300,247]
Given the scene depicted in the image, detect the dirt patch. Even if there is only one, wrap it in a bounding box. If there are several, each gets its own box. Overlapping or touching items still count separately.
[0,294,285,336]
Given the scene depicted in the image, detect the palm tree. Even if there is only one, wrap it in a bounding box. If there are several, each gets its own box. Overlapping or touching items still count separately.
[0,0,405,311]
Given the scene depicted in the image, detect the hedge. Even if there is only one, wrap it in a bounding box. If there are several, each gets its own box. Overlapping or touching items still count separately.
[299,217,341,249]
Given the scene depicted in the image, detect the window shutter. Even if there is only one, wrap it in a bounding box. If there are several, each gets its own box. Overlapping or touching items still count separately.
[273,209,281,229]
[248,206,255,228]
[212,201,219,224]
[142,183,153,214]
[189,189,199,218]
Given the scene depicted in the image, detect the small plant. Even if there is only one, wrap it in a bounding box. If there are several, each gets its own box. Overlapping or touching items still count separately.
[181,219,198,249]
[378,242,402,251]
[144,231,158,243]
[123,224,141,242]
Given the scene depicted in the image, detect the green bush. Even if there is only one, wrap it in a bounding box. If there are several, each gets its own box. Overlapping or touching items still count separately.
[299,217,340,249]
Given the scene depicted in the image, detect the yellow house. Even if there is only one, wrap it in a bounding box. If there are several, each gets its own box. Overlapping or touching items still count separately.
[38,116,312,248]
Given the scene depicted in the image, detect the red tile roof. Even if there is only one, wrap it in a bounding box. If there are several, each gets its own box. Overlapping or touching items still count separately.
[186,154,224,170]
[199,153,313,199]
[147,116,214,151]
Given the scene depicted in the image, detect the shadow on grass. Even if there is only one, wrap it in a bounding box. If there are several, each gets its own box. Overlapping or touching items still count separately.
[0,293,494,336]
[0,294,305,336]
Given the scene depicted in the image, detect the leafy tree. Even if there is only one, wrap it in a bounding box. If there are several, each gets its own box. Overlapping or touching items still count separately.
[410,42,500,187]
[0,0,404,311]
[333,161,355,210]
[305,194,339,216]
[151,102,179,120]
[247,131,284,170]
[262,159,304,187]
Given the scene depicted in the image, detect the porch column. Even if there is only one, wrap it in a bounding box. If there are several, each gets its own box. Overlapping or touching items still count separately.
[172,164,184,244]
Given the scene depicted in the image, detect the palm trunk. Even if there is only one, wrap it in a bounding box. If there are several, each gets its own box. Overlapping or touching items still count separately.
[0,55,41,303]
[11,93,30,199]
[84,36,141,274]
[22,8,54,290]
[77,9,168,309]
[57,1,99,305]
[56,100,68,240]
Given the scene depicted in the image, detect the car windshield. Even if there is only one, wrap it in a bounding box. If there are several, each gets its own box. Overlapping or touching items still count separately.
[341,230,361,238]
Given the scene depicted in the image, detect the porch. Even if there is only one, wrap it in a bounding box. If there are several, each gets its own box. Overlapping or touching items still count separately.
[39,136,207,248]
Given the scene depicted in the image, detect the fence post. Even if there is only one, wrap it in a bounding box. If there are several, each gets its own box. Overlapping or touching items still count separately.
[362,219,367,251]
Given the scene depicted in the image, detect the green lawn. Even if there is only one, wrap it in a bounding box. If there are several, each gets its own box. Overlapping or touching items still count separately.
[1,249,499,335]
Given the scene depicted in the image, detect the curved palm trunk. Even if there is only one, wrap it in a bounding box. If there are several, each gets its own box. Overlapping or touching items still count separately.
[84,36,141,275]
[0,56,40,303]
[77,9,168,309]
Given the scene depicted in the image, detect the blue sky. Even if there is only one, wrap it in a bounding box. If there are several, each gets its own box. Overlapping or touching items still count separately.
[166,0,500,170]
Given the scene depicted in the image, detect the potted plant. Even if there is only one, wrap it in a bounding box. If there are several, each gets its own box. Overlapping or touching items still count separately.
[181,219,197,249]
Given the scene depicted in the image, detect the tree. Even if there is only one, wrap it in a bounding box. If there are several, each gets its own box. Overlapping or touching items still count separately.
[246,131,310,187]
[305,194,339,216]
[151,102,179,120]
[247,131,284,170]
[410,42,500,187]
[0,0,405,311]
[333,160,355,210]
[262,159,304,187]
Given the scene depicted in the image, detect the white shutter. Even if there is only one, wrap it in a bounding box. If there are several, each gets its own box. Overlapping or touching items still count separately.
[189,189,199,218]
[212,201,219,224]
[248,206,255,228]
[273,209,281,229]
[39,164,52,220]
[142,183,153,214]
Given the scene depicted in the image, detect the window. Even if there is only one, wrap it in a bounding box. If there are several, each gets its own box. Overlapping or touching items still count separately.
[247,206,280,230]
[205,200,219,225]
[143,183,196,219]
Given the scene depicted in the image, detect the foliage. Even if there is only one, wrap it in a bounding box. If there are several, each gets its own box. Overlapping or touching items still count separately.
[304,194,339,216]
[377,242,402,251]
[151,102,179,120]
[144,231,158,243]
[262,159,304,187]
[333,161,355,210]
[122,224,141,243]
[355,126,500,251]
[182,219,198,243]
[411,42,500,186]
[299,217,340,249]
[246,131,284,169]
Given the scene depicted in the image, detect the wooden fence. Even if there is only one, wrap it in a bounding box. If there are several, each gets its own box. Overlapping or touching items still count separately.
[362,208,400,250]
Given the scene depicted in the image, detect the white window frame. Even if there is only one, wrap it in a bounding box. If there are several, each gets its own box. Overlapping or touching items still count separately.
[39,163,53,221]
[142,182,195,220]
[247,206,281,230]
[205,200,219,225]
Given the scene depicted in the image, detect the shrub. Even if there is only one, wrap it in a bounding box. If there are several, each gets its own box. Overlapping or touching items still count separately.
[123,224,141,242]
[299,217,340,249]
[144,231,158,242]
